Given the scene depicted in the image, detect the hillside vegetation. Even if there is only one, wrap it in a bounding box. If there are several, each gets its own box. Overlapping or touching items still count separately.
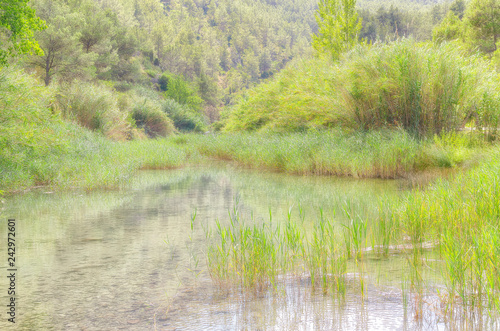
[223,40,500,138]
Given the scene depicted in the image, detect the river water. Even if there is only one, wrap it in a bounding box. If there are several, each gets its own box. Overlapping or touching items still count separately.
[0,164,491,330]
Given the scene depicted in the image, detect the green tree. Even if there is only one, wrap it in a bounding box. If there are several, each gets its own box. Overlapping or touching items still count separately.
[197,70,218,107]
[433,11,463,43]
[465,0,500,53]
[312,0,361,60]
[0,0,46,65]
[164,73,203,112]
[28,0,96,85]
[450,0,466,19]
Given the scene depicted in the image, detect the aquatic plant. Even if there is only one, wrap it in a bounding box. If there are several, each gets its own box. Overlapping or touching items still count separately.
[384,148,500,315]
[206,205,359,294]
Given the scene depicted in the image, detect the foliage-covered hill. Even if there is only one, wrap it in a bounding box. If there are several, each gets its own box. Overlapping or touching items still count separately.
[0,0,484,140]
[17,0,454,120]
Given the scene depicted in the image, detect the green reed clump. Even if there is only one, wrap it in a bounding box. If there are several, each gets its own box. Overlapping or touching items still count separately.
[382,147,500,314]
[183,130,485,179]
[207,213,280,289]
[56,81,133,141]
[185,130,423,178]
[115,139,195,170]
[223,40,500,139]
[441,226,500,313]
[206,206,352,293]
[341,208,367,261]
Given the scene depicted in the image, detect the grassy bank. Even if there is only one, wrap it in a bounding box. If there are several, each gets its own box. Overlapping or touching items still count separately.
[2,40,496,192]
[1,127,486,192]
[179,130,486,178]
[384,148,500,313]
[0,67,200,192]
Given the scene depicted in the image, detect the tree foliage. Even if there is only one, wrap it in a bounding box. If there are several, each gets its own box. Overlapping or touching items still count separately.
[465,0,500,53]
[433,11,463,43]
[0,0,46,65]
[313,0,362,59]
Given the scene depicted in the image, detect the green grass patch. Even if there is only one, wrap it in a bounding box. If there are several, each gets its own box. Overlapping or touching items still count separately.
[181,130,486,179]
[0,67,193,192]
[381,148,500,314]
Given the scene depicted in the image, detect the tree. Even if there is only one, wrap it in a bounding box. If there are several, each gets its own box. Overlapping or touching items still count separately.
[433,11,463,43]
[78,1,114,54]
[465,0,500,53]
[0,0,46,65]
[312,0,361,60]
[163,73,203,112]
[450,0,466,19]
[259,50,271,78]
[28,0,96,85]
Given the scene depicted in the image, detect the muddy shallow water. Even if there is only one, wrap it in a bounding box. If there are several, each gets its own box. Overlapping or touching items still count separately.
[0,165,496,330]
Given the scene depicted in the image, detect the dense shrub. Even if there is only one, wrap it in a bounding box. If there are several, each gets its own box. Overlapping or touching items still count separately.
[224,40,500,138]
[131,103,175,137]
[163,99,206,132]
[162,73,203,112]
[338,41,495,137]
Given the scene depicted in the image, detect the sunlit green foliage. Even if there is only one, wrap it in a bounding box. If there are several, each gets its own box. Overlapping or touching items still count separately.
[182,130,486,178]
[465,0,500,53]
[0,68,190,191]
[163,99,206,132]
[162,73,203,112]
[382,148,500,313]
[313,0,362,59]
[207,205,347,292]
[0,0,46,65]
[224,40,500,138]
[432,11,464,42]
[56,81,133,140]
[131,104,175,138]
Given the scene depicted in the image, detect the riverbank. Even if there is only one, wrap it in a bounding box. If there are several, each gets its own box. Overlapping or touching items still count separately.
[1,129,490,194]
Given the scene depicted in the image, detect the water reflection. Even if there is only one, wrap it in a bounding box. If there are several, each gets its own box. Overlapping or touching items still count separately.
[0,165,491,330]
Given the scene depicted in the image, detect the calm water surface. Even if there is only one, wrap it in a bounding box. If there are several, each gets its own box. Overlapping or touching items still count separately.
[0,165,476,330]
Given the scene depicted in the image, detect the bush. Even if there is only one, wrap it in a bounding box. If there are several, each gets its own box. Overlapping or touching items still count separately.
[158,74,169,91]
[337,40,488,137]
[56,81,131,140]
[223,40,500,138]
[162,73,203,112]
[132,103,175,137]
[163,99,206,132]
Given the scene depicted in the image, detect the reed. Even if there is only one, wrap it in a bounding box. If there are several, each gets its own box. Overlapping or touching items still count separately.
[223,40,500,139]
[182,129,487,179]
[206,205,355,294]
[384,147,500,314]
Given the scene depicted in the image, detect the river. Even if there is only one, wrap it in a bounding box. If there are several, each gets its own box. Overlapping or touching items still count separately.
[0,164,480,330]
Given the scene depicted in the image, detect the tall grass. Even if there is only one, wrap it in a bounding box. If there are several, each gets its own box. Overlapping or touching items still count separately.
[206,207,350,293]
[223,40,500,138]
[203,143,500,318]
[56,81,132,140]
[182,130,484,179]
[0,68,199,192]
[381,148,500,314]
